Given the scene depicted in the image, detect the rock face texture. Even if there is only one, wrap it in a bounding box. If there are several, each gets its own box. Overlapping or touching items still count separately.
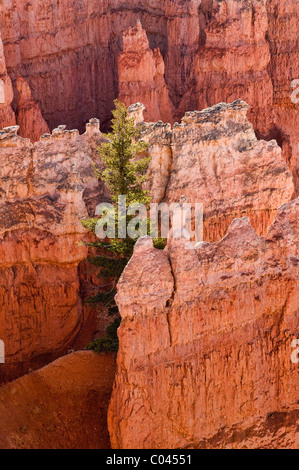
[118,21,173,124]
[0,100,294,384]
[0,352,116,449]
[108,199,299,449]
[0,0,297,450]
[0,32,15,128]
[0,0,298,194]
[139,101,294,241]
[0,120,104,383]
[16,76,50,143]
[265,0,299,196]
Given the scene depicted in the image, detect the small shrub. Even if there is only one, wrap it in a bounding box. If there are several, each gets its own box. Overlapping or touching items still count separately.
[86,318,121,353]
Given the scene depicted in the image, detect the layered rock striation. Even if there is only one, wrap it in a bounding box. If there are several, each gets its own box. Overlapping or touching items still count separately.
[109,199,299,449]
[16,76,50,142]
[118,21,173,124]
[139,101,294,241]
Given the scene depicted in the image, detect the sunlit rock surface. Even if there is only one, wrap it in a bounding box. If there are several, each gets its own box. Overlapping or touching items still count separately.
[0,120,104,383]
[109,200,299,449]
[0,0,298,195]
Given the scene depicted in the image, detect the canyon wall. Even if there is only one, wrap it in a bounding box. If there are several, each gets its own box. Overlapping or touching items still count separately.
[265,0,299,195]
[0,32,15,128]
[0,119,103,383]
[0,351,116,449]
[118,21,174,124]
[0,1,298,194]
[139,101,294,241]
[0,0,297,449]
[109,198,299,449]
[0,100,294,384]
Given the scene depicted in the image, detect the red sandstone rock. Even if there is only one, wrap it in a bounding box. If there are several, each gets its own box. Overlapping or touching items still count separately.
[108,199,299,449]
[0,4,296,448]
[265,0,299,196]
[138,101,294,241]
[0,120,104,383]
[0,352,116,449]
[0,99,294,384]
[16,76,50,142]
[118,21,174,124]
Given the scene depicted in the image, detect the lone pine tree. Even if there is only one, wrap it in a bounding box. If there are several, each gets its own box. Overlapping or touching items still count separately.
[82,100,152,351]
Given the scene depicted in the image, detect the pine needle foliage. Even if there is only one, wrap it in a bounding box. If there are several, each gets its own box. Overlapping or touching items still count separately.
[82,100,165,352]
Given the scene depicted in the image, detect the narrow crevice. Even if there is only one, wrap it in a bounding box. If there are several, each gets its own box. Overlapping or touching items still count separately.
[164,252,177,347]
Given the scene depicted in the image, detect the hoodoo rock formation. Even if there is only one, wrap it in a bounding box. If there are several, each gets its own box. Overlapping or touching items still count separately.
[0,352,116,449]
[0,100,294,385]
[118,21,174,124]
[0,0,298,194]
[16,76,50,143]
[0,32,15,128]
[139,101,294,241]
[265,0,299,195]
[0,119,104,383]
[109,199,299,449]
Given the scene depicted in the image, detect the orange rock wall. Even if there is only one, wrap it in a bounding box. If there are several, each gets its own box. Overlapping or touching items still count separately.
[0,352,116,449]
[16,76,50,142]
[118,21,174,124]
[0,99,294,384]
[139,101,294,241]
[0,32,15,128]
[108,200,299,449]
[0,121,103,383]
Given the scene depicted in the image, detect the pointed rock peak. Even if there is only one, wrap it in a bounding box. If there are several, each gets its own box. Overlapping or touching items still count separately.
[133,236,154,254]
[222,216,259,243]
[136,19,143,30]
[122,21,149,53]
[16,76,33,106]
[127,102,145,125]
[0,32,16,128]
